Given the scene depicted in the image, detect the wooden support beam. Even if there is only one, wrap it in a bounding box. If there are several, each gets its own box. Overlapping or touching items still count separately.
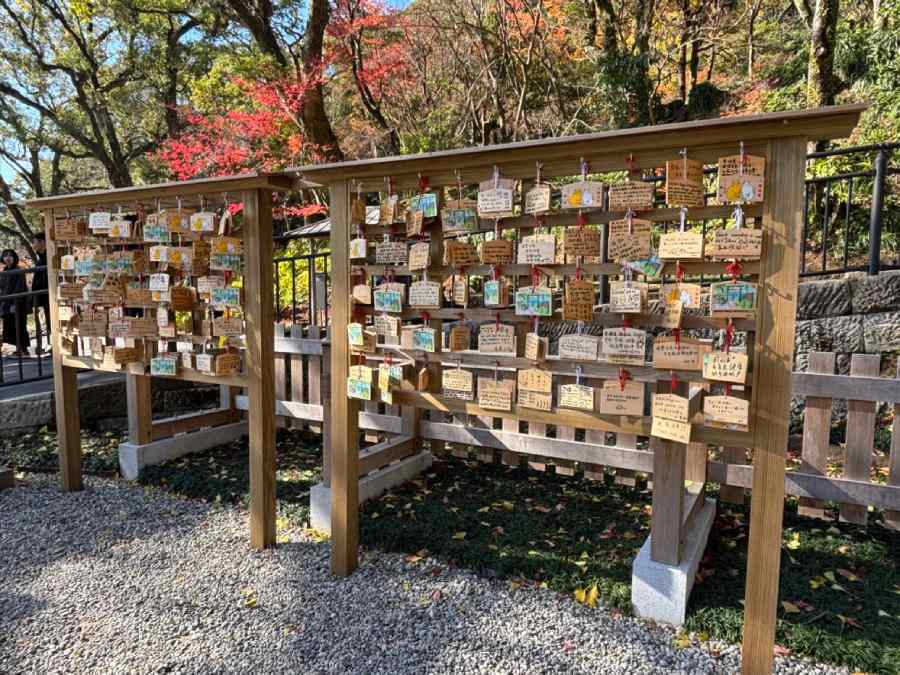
[126,374,153,445]
[150,408,241,441]
[244,188,277,549]
[329,180,360,576]
[741,137,805,675]
[650,380,688,565]
[359,435,417,475]
[45,210,82,491]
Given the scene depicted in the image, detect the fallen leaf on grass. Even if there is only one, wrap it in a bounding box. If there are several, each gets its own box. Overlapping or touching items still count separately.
[837,568,860,582]
[773,644,791,657]
[574,584,599,609]
[673,632,691,649]
[785,532,801,550]
[452,531,466,540]
[837,614,862,629]
[782,601,801,614]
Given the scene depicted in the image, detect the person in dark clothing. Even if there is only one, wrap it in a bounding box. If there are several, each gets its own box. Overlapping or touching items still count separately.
[31,233,50,351]
[0,249,28,356]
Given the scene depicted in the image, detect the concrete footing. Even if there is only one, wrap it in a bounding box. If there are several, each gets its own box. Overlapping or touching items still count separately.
[310,451,433,533]
[631,498,717,626]
[118,422,248,480]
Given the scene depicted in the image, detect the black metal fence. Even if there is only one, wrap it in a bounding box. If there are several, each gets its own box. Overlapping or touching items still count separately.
[273,251,332,327]
[0,265,51,388]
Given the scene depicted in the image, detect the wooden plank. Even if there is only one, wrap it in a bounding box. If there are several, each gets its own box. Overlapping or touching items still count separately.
[798,352,835,519]
[685,442,707,484]
[421,422,655,471]
[306,325,323,432]
[244,188,277,550]
[274,324,287,429]
[62,354,250,388]
[719,446,747,504]
[126,373,152,445]
[27,171,293,209]
[791,371,900,402]
[151,408,241,441]
[554,375,577,476]
[289,325,306,430]
[359,435,416,475]
[840,354,880,524]
[234,395,324,421]
[391,390,752,447]
[584,375,607,481]
[291,105,865,186]
[741,137,806,675]
[358,411,403,434]
[329,180,360,576]
[886,362,900,530]
[274,335,325,355]
[45,209,82,491]
[321,335,332,487]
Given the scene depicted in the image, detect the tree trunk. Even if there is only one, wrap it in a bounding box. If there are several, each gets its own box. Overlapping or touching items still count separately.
[807,0,840,108]
[302,0,343,161]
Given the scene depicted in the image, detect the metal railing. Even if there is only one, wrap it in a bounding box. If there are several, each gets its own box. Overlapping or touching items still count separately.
[802,143,899,277]
[0,265,51,388]
[273,251,332,327]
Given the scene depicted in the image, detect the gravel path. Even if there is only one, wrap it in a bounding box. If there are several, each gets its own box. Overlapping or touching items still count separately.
[1,474,848,675]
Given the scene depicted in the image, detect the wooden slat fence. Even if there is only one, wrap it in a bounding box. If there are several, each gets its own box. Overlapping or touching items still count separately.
[254,335,899,525]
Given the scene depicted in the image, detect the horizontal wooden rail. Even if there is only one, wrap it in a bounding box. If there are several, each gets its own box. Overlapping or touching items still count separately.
[792,371,900,402]
[359,435,417,475]
[234,395,325,422]
[151,408,241,441]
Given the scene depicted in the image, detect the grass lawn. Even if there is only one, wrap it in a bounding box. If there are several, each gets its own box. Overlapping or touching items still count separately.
[3,428,897,673]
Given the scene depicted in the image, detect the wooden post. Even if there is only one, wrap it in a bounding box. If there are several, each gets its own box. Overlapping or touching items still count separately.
[797,351,835,518]
[886,362,900,531]
[126,374,153,445]
[741,137,805,675]
[329,180,360,576]
[840,353,879,524]
[243,188,276,549]
[650,380,687,565]
[45,210,82,491]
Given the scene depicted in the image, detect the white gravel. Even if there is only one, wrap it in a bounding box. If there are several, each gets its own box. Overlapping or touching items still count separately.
[1,474,849,675]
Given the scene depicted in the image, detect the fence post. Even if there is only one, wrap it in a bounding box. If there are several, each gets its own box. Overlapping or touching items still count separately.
[868,147,887,275]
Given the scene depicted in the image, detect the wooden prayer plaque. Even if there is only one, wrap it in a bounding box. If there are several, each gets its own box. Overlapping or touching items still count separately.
[446,240,479,267]
[349,364,373,382]
[352,284,373,305]
[717,154,765,204]
[518,367,552,394]
[561,181,604,210]
[442,368,474,400]
[54,217,87,241]
[477,177,516,217]
[602,327,647,365]
[215,353,242,376]
[659,300,683,329]
[710,281,757,317]
[658,230,704,260]
[379,195,399,225]
[347,377,372,401]
[652,392,690,423]
[712,228,763,260]
[607,181,655,211]
[449,324,471,352]
[564,227,600,258]
[608,218,652,262]
[559,383,594,411]
[348,322,364,347]
[652,336,710,371]
[524,333,548,361]
[213,316,243,337]
[524,184,551,215]
[659,283,702,309]
[446,276,469,307]
[609,282,644,314]
[515,286,552,317]
[478,379,514,411]
[651,416,692,444]
[665,158,705,208]
[481,239,513,265]
[517,234,555,265]
[405,208,424,237]
[375,241,408,265]
[412,326,436,352]
[599,380,645,416]
[408,242,430,271]
[483,279,511,307]
[558,334,600,361]
[373,313,400,337]
[85,286,124,306]
[351,197,367,225]
[350,238,368,260]
[704,395,750,430]
[151,355,179,376]
[517,389,552,412]
[374,287,404,313]
[441,199,479,235]
[477,323,516,354]
[170,286,197,312]
[210,236,243,255]
[190,211,217,233]
[702,351,749,384]
[409,280,441,309]
[563,280,595,322]
[59,283,87,301]
[211,286,241,309]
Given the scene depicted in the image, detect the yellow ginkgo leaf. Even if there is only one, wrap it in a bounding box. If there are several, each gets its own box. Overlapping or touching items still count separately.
[452,531,466,540]
[785,532,801,550]
[585,584,599,609]
[574,587,586,604]
[782,601,800,614]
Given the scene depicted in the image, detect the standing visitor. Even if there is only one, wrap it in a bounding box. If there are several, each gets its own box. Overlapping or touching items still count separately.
[31,233,50,352]
[0,249,29,356]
